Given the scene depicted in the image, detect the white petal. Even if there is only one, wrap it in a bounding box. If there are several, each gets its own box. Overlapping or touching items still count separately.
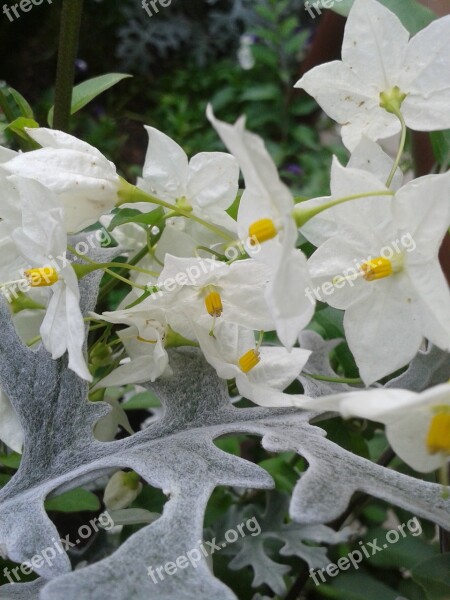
[252,346,311,390]
[207,106,293,216]
[187,152,239,210]
[0,390,24,453]
[407,263,450,351]
[348,137,403,190]
[40,284,69,359]
[328,158,395,244]
[307,237,371,309]
[296,61,375,124]
[236,377,307,408]
[5,148,118,191]
[0,146,17,163]
[393,172,450,259]
[142,126,188,201]
[302,387,417,420]
[344,278,423,384]
[342,0,409,89]
[26,128,108,159]
[403,89,450,131]
[268,248,314,349]
[400,16,450,94]
[64,276,91,381]
[386,411,445,473]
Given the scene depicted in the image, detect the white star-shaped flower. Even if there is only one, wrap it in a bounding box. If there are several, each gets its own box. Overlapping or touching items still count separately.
[11,178,91,381]
[307,167,450,384]
[124,126,239,235]
[296,0,450,150]
[193,320,311,408]
[207,106,315,349]
[3,128,123,232]
[300,383,450,474]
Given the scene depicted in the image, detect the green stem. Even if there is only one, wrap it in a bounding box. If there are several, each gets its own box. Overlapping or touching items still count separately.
[304,373,363,385]
[118,183,235,242]
[68,246,147,291]
[293,190,394,228]
[98,245,149,302]
[386,110,407,188]
[53,0,84,131]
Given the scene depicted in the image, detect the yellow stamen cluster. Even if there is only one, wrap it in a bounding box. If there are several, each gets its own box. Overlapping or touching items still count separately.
[360,257,393,282]
[204,290,223,318]
[249,218,277,245]
[238,349,260,373]
[24,268,59,287]
[426,413,450,455]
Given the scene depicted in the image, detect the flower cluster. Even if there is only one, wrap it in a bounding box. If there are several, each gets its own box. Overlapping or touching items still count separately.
[0,0,449,476]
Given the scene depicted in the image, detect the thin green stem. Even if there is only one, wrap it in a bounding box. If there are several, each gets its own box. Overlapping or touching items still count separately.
[293,190,394,228]
[386,110,407,188]
[67,246,147,291]
[304,373,363,385]
[53,0,84,131]
[98,245,150,302]
[118,184,235,242]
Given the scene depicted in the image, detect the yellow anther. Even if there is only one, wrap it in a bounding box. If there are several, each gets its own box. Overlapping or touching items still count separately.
[427,413,450,455]
[24,268,59,287]
[360,257,393,282]
[238,349,260,373]
[204,291,223,317]
[249,218,277,245]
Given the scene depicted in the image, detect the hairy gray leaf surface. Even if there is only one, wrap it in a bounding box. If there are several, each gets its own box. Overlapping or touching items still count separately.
[214,492,352,595]
[0,253,449,599]
[298,331,361,397]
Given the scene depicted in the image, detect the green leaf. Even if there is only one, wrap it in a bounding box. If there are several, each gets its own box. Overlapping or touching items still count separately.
[259,455,298,492]
[324,569,403,600]
[430,130,450,169]
[240,84,280,102]
[122,391,161,411]
[44,488,101,513]
[8,87,34,119]
[328,0,435,34]
[412,553,450,600]
[108,207,164,231]
[6,117,39,142]
[0,453,21,469]
[48,73,132,126]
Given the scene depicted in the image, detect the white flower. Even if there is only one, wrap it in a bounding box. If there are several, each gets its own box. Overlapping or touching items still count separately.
[193,320,312,407]
[154,255,275,340]
[3,129,123,232]
[125,126,239,234]
[295,0,450,150]
[306,167,450,384]
[0,389,23,454]
[94,323,171,388]
[300,383,450,473]
[301,138,403,247]
[11,178,91,381]
[207,106,315,349]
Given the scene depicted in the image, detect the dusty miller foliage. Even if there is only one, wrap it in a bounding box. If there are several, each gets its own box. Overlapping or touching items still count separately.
[115,0,305,72]
[0,245,450,599]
